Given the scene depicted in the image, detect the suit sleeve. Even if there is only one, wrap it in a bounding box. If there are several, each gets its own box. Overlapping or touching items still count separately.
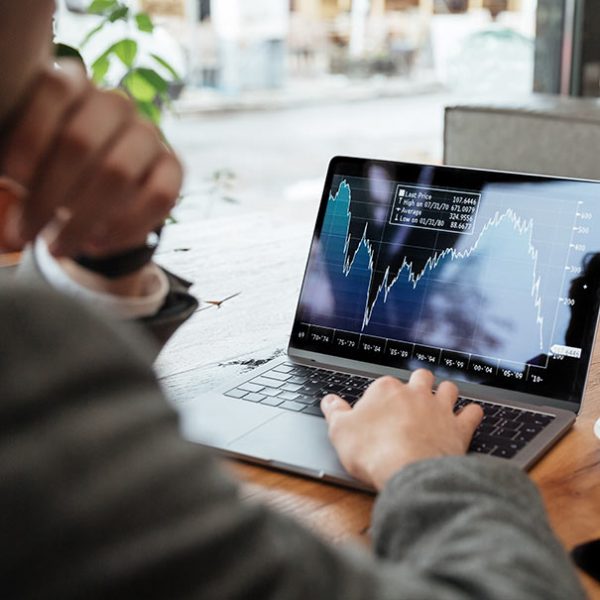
[16,245,198,349]
[0,286,584,600]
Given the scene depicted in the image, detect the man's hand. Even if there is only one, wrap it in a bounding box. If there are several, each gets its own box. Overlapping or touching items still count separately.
[321,370,483,491]
[0,60,183,259]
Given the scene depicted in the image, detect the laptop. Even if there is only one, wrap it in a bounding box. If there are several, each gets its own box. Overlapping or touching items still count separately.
[178,156,600,492]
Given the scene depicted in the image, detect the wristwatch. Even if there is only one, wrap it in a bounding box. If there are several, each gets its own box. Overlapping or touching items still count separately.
[75,228,162,279]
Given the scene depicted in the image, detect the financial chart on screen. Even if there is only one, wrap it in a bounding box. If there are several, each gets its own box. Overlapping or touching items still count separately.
[292,163,600,403]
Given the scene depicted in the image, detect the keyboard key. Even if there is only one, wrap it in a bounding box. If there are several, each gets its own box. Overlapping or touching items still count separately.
[279,391,300,401]
[252,377,283,388]
[244,393,265,403]
[225,389,248,399]
[281,383,302,393]
[261,388,283,397]
[239,383,264,393]
[497,408,521,420]
[516,426,543,442]
[263,371,292,382]
[325,375,350,385]
[477,423,497,435]
[500,419,522,430]
[339,388,362,401]
[303,405,324,417]
[494,427,519,439]
[531,416,554,427]
[261,397,283,407]
[517,412,553,426]
[290,366,311,375]
[280,401,305,412]
[273,364,295,374]
[300,383,322,394]
[470,434,497,454]
[288,376,308,385]
[320,383,345,395]
[293,394,317,405]
[507,440,527,451]
[491,447,518,459]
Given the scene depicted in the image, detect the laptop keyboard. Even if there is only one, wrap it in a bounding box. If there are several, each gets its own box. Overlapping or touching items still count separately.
[225,363,555,459]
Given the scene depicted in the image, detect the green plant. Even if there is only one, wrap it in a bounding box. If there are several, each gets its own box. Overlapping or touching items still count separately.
[66,0,182,127]
[55,3,239,215]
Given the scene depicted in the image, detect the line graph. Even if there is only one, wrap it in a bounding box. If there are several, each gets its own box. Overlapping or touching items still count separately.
[329,180,544,350]
[336,180,545,349]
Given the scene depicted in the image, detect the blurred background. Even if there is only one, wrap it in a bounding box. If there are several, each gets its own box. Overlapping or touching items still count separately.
[53,0,600,219]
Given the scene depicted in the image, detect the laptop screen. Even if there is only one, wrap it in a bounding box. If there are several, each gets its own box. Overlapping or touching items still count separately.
[290,157,600,407]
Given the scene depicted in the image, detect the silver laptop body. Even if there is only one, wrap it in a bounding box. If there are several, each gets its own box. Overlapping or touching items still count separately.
[178,157,600,492]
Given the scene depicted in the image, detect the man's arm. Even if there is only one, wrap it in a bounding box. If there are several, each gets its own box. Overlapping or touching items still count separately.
[1,59,197,348]
[1,285,584,600]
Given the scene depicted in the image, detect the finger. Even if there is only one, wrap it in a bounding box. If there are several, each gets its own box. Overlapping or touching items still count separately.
[408,368,435,391]
[79,152,182,257]
[456,403,484,443]
[50,121,165,257]
[0,178,26,250]
[321,394,352,424]
[22,90,134,242]
[1,60,89,188]
[436,380,459,408]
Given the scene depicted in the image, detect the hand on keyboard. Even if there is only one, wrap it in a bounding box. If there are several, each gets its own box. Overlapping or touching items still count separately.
[321,369,483,491]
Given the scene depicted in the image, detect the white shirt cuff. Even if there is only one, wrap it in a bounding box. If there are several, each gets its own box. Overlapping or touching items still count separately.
[34,237,169,319]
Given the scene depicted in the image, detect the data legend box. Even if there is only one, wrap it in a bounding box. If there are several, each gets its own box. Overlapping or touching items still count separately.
[390,184,481,235]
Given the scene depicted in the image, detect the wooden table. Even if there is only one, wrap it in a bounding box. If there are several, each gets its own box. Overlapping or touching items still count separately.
[156,206,600,598]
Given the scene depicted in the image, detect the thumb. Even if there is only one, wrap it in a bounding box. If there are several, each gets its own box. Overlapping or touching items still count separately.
[321,394,352,424]
[456,403,484,444]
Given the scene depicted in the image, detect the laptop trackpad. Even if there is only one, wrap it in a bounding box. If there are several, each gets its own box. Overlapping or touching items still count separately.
[229,412,349,479]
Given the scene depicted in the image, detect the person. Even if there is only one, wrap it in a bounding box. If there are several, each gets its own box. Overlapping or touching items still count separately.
[0,2,585,598]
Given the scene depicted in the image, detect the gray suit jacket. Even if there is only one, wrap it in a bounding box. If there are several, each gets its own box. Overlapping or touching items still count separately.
[0,281,585,598]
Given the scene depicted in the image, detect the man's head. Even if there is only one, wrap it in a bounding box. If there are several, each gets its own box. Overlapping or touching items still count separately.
[0,0,55,125]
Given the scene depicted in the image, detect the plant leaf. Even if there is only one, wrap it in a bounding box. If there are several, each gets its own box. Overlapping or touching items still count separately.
[137,68,169,94]
[150,53,181,81]
[54,43,85,65]
[135,12,154,33]
[80,18,108,47]
[135,100,162,125]
[91,54,110,84]
[122,69,156,102]
[108,6,129,22]
[112,39,138,68]
[88,0,119,15]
